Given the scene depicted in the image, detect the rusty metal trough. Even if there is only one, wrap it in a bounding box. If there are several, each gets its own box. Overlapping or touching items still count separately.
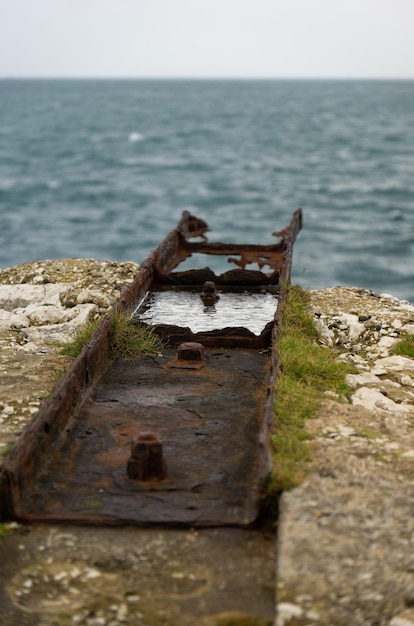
[0,209,302,526]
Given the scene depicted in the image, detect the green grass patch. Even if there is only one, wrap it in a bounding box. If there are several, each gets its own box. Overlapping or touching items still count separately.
[51,365,68,381]
[269,285,353,492]
[391,334,414,358]
[0,522,18,537]
[354,428,380,440]
[59,317,101,358]
[58,311,163,360]
[1,442,14,457]
[109,312,163,359]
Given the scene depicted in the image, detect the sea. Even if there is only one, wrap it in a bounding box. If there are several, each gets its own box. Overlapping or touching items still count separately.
[0,79,413,302]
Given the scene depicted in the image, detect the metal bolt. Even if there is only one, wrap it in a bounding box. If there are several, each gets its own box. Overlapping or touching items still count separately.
[127,432,167,481]
[200,281,219,305]
[177,342,204,361]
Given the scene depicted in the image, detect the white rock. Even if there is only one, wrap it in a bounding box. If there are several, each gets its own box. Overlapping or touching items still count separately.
[352,387,411,414]
[337,353,368,367]
[276,602,303,626]
[392,319,403,329]
[381,378,401,388]
[0,284,63,310]
[71,304,99,326]
[9,313,30,328]
[389,617,414,626]
[337,313,365,342]
[337,425,356,437]
[380,293,399,302]
[402,324,414,335]
[0,310,30,330]
[314,318,334,346]
[401,450,414,459]
[376,356,414,374]
[76,289,111,309]
[346,372,381,388]
[1,406,15,416]
[84,567,101,579]
[378,336,397,350]
[25,305,74,326]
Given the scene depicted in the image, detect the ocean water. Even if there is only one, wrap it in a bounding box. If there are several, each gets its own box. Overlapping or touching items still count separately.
[0,79,413,302]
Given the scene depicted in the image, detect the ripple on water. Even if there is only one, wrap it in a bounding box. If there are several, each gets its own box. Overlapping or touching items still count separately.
[135,290,279,336]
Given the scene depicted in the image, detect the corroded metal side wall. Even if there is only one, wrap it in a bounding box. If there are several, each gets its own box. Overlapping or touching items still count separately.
[0,316,113,519]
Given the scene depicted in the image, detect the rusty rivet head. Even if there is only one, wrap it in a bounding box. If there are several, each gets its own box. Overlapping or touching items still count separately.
[177,342,204,362]
[127,431,167,481]
[202,280,216,294]
[201,281,219,305]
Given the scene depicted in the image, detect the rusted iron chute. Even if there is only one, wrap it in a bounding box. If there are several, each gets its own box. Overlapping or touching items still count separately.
[0,209,302,526]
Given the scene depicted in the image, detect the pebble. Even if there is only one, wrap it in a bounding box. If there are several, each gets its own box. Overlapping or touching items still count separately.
[276,602,303,625]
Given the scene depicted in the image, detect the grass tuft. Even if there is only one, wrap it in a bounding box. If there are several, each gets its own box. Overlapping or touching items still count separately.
[270,285,353,492]
[58,311,163,361]
[59,318,101,358]
[109,312,163,359]
[0,522,18,537]
[391,334,414,358]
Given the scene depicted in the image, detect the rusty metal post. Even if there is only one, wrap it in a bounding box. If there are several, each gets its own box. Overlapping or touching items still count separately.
[127,432,167,481]
[200,281,219,305]
[177,342,204,362]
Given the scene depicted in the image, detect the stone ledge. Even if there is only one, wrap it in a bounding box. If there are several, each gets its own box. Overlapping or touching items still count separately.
[276,287,414,626]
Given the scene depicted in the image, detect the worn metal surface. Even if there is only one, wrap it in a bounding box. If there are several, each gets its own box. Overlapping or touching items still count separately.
[0,210,302,526]
[13,348,267,526]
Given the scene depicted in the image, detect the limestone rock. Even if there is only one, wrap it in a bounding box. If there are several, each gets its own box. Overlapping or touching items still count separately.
[376,355,414,374]
[314,317,334,346]
[352,386,411,414]
[0,284,62,310]
[0,310,30,330]
[378,335,398,350]
[389,616,414,626]
[24,304,76,326]
[346,372,381,388]
[336,312,366,342]
[76,289,111,309]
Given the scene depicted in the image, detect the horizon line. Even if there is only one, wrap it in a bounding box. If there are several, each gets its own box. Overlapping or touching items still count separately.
[1,75,414,81]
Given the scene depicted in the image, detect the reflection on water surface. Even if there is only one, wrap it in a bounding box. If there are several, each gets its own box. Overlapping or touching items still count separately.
[135,290,279,336]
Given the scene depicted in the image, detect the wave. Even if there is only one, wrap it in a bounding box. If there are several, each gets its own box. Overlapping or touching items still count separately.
[128,132,144,143]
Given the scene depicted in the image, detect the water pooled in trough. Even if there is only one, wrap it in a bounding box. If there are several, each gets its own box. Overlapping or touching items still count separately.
[135,290,279,335]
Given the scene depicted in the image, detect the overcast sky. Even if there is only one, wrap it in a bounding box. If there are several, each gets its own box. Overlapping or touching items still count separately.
[1,0,413,79]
